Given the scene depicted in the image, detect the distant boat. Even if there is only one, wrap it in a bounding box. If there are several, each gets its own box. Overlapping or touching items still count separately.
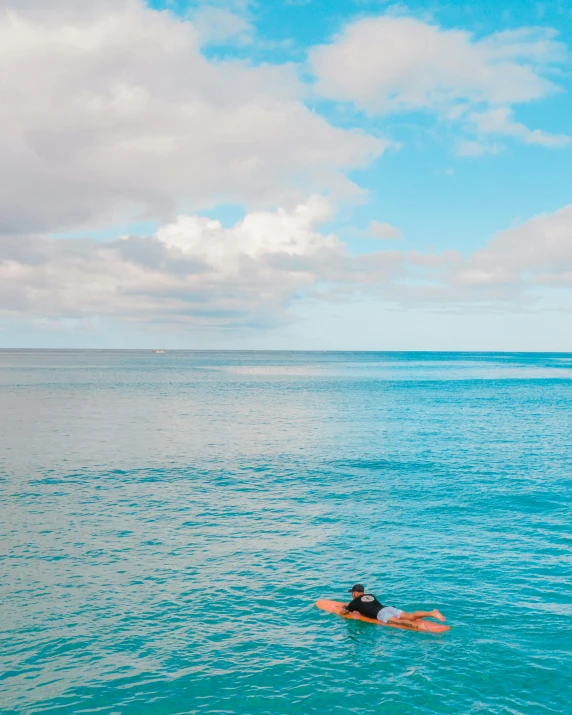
[152,350,166,354]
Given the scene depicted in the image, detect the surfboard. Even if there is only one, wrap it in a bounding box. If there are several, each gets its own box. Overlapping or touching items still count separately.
[315,599,450,633]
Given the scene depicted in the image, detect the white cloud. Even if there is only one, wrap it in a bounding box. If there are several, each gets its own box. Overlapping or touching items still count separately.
[3,197,572,329]
[190,6,252,45]
[366,221,402,239]
[0,0,384,235]
[0,196,406,327]
[1,2,571,334]
[454,204,572,288]
[310,16,568,147]
[398,204,572,307]
[468,108,571,147]
[455,139,502,157]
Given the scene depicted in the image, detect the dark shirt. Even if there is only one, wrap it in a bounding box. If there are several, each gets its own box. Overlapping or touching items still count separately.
[346,593,384,619]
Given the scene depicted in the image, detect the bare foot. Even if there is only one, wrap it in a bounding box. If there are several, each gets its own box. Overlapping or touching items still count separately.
[431,609,446,622]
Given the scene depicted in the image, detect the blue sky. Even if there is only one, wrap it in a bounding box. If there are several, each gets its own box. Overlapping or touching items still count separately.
[181,0,572,253]
[1,0,571,349]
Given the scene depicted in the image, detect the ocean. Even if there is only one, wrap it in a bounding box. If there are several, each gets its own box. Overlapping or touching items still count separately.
[1,350,571,714]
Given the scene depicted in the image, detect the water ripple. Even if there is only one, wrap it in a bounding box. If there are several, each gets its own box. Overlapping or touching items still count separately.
[1,351,571,714]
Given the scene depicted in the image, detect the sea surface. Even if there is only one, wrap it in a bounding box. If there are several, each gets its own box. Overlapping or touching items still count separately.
[1,350,571,715]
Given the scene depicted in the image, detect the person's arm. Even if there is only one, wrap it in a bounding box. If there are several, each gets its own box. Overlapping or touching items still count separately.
[340,599,356,616]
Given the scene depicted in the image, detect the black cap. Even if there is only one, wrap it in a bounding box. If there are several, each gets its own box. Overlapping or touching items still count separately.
[348,583,365,593]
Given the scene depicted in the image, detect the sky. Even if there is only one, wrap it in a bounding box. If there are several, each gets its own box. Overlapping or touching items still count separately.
[1,0,571,350]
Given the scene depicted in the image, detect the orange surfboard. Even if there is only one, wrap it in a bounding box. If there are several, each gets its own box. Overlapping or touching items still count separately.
[316,599,450,633]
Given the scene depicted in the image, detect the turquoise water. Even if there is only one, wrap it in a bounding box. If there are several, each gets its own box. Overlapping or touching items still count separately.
[1,351,571,715]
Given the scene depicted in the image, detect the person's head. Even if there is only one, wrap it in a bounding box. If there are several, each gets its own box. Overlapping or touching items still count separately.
[348,583,365,598]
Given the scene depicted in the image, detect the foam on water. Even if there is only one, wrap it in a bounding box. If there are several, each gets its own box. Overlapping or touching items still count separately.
[1,351,571,714]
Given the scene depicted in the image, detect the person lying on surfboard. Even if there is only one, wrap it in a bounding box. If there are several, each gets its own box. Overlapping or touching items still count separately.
[340,583,446,629]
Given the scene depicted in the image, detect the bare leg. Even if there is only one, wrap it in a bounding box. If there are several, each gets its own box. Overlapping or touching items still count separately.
[388,616,425,629]
[399,609,446,622]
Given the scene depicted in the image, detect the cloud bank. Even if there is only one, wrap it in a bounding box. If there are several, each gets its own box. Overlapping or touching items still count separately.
[2,199,571,328]
[453,205,572,290]
[1,2,571,334]
[0,0,383,235]
[0,196,403,327]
